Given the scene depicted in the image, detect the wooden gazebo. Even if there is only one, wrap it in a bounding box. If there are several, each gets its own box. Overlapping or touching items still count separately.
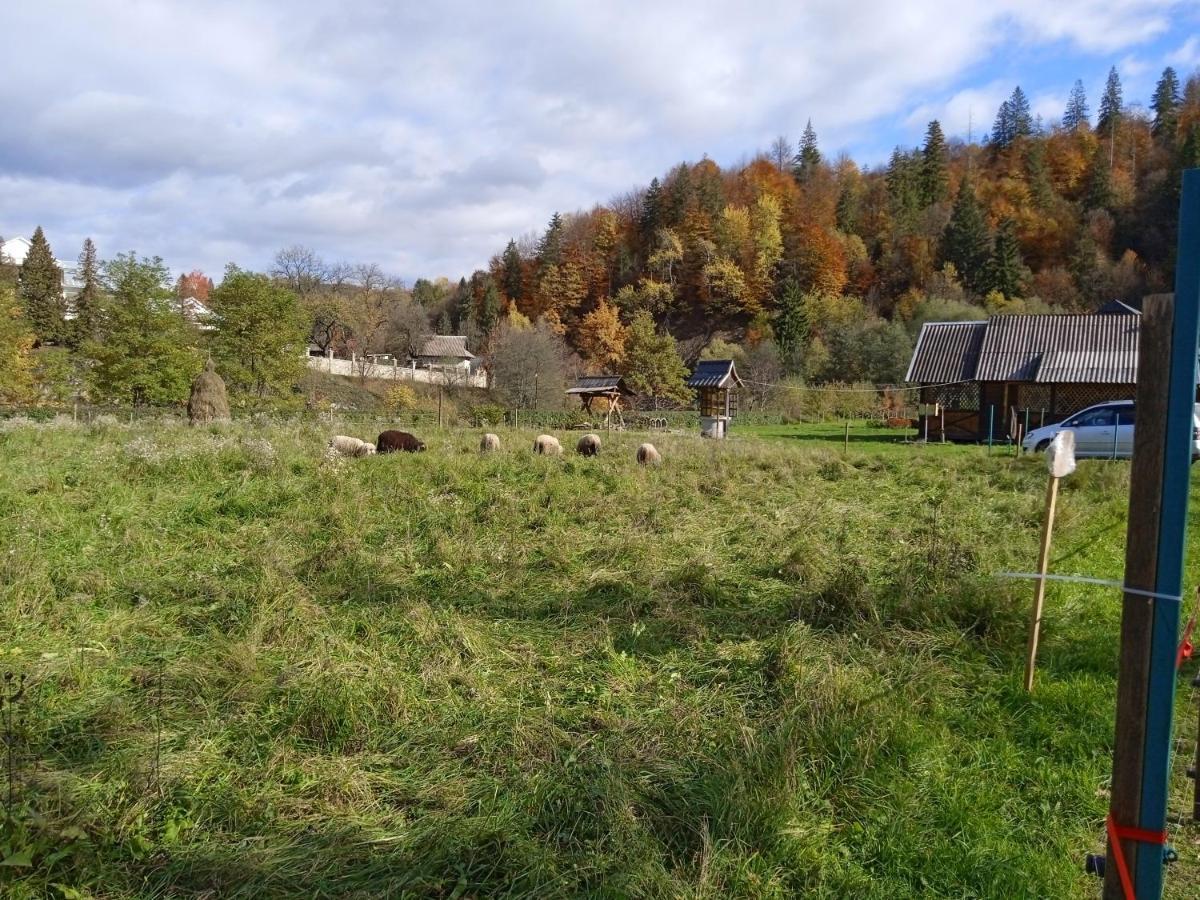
[566,375,635,429]
[687,359,743,438]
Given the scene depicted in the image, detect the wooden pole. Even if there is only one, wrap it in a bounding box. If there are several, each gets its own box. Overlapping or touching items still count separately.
[1105,282,1198,893]
[940,407,945,443]
[437,385,443,429]
[844,420,849,454]
[1194,668,1200,823]
[987,405,994,455]
[1024,474,1060,691]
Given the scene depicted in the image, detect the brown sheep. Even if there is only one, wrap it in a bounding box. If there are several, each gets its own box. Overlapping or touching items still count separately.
[480,433,501,452]
[636,443,661,465]
[377,430,426,453]
[533,434,562,455]
[576,433,601,456]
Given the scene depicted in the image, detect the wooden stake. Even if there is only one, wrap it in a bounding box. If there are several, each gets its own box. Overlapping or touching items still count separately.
[437,385,443,428]
[1024,474,1060,691]
[844,421,849,454]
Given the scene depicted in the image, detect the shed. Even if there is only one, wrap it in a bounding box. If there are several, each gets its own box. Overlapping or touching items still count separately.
[905,313,1141,441]
[687,359,743,438]
[566,375,635,428]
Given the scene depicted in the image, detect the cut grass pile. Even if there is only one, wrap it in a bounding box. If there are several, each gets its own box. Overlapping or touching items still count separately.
[0,419,1197,898]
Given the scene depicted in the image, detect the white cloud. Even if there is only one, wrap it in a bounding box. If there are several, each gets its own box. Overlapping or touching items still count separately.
[1168,36,1200,69]
[0,0,1192,280]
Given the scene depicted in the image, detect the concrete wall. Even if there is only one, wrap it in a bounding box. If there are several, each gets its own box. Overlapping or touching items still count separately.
[306,354,487,388]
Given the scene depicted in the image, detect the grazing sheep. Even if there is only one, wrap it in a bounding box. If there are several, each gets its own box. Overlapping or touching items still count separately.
[576,433,602,456]
[637,442,661,465]
[377,430,426,453]
[480,433,501,452]
[533,434,562,456]
[327,435,376,458]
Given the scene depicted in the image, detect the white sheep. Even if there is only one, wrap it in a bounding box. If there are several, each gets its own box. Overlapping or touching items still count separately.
[533,434,562,456]
[637,443,661,465]
[480,433,501,452]
[327,435,376,458]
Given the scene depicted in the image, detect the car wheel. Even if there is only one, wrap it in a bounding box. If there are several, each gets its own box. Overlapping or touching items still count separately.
[1036,440,1050,452]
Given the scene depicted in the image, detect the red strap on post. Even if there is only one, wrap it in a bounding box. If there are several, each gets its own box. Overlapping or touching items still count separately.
[1106,813,1168,900]
[1176,614,1195,669]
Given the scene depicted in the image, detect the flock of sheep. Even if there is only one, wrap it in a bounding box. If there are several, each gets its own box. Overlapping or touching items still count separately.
[326,430,662,464]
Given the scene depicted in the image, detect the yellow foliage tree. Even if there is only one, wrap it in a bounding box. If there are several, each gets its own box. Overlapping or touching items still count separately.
[576,300,627,373]
[0,285,35,403]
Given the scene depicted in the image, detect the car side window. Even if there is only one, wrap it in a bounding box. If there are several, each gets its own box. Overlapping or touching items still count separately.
[1118,408,1136,426]
[1076,409,1116,427]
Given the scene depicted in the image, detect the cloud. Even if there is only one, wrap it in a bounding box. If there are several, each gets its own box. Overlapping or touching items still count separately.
[1168,36,1200,69]
[0,0,1193,280]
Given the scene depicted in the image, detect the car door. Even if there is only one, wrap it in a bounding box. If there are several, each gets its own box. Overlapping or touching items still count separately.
[1116,405,1136,458]
[1067,406,1117,457]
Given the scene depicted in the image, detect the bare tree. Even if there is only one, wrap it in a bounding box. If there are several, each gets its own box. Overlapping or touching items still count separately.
[272,245,327,299]
[388,298,433,360]
[769,135,792,172]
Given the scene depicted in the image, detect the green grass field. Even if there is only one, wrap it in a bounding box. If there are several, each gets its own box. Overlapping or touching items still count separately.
[0,418,1197,898]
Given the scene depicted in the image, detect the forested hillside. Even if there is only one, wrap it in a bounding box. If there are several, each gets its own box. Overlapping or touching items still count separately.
[434,66,1200,384]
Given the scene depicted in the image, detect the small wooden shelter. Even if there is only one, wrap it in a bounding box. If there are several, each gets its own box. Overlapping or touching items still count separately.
[687,359,743,438]
[566,375,635,428]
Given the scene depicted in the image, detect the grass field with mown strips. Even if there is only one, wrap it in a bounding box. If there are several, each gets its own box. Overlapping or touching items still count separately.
[0,417,1197,898]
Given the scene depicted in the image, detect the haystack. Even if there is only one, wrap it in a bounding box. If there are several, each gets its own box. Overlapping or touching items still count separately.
[188,359,231,425]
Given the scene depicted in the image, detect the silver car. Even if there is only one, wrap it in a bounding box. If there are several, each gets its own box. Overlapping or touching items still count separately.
[1020,400,1200,459]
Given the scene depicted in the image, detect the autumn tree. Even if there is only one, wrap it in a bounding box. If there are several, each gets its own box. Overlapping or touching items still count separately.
[488,318,572,409]
[576,300,627,373]
[272,245,326,299]
[207,267,308,399]
[620,310,690,407]
[18,226,66,345]
[0,284,35,402]
[86,254,201,405]
[769,135,792,172]
[1063,80,1089,130]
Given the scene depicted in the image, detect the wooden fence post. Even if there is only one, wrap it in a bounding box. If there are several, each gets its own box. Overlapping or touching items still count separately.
[1105,167,1200,899]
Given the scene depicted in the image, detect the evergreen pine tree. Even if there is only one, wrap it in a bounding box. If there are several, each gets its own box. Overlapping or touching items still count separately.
[940,179,992,295]
[792,120,822,181]
[620,310,690,407]
[537,213,564,268]
[1151,67,1181,140]
[1181,124,1200,171]
[1098,66,1123,137]
[18,226,65,345]
[1063,80,1089,130]
[1084,146,1114,211]
[1008,86,1033,139]
[1024,142,1054,208]
[501,240,523,303]
[479,281,501,338]
[919,120,950,206]
[886,148,921,232]
[773,276,808,374]
[990,99,1013,149]
[71,237,102,349]
[984,218,1026,299]
[639,177,663,251]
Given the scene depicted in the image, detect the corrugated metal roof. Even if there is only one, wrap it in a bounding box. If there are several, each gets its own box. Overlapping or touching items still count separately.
[904,321,986,383]
[566,375,633,395]
[686,359,743,389]
[417,335,474,359]
[976,314,1138,383]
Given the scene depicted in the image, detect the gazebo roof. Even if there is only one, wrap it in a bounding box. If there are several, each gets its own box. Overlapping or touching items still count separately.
[566,375,634,396]
[686,358,743,389]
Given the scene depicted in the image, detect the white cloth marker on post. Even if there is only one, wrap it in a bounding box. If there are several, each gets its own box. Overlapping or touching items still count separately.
[1025,430,1075,691]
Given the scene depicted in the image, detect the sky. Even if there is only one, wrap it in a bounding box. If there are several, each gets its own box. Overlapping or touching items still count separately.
[1,0,1198,284]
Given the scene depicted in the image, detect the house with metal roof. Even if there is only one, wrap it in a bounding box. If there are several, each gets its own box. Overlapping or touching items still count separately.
[686,359,743,438]
[905,313,1141,441]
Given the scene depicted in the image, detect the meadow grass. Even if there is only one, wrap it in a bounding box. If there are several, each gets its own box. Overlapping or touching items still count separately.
[0,418,1197,898]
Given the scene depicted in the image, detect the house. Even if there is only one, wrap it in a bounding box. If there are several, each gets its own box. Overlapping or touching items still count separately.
[415,335,473,369]
[905,312,1141,441]
[566,375,635,428]
[687,358,743,438]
